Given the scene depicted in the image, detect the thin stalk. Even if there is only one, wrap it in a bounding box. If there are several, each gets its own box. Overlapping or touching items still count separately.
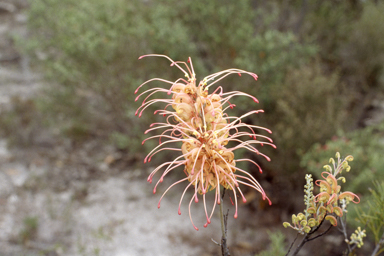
[220,188,230,256]
[285,233,299,256]
[371,231,384,256]
[291,233,309,256]
[220,189,226,238]
[289,216,332,256]
[339,214,352,254]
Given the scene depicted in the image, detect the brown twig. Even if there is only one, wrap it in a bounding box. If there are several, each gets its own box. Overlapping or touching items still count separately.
[289,216,333,256]
[220,188,230,256]
[371,231,384,256]
[285,233,299,256]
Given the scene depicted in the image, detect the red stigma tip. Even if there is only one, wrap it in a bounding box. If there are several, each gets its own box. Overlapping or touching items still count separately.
[238,73,241,76]
[204,223,208,228]
[157,202,161,208]
[188,57,191,63]
[142,140,145,145]
[153,188,156,194]
[194,227,199,231]
[260,143,263,146]
[138,56,144,60]
[163,114,166,117]
[135,96,139,101]
[252,97,259,103]
[243,198,247,203]
[178,209,181,215]
[234,213,238,219]
[134,89,139,94]
[144,158,147,164]
[138,113,142,118]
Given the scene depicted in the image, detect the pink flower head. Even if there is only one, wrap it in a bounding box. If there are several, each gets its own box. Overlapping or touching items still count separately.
[136,54,275,230]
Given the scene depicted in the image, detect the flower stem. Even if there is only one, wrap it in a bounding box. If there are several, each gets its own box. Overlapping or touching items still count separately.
[220,188,230,256]
[371,231,384,256]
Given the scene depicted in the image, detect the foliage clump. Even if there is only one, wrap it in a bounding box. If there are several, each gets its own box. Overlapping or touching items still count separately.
[356,181,384,255]
[301,122,384,195]
[255,231,286,256]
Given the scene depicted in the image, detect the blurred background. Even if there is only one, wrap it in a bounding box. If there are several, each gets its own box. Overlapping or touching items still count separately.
[0,0,384,255]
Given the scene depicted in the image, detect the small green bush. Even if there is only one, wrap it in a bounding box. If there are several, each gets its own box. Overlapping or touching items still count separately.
[341,1,384,92]
[301,122,384,195]
[19,216,38,244]
[27,0,196,161]
[255,231,286,256]
[356,181,384,255]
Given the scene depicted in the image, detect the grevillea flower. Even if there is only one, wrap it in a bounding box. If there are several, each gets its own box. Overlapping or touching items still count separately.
[135,54,275,230]
[283,153,360,233]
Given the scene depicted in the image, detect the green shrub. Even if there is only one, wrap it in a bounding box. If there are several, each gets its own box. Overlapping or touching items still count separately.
[27,0,196,160]
[341,2,384,92]
[301,122,384,195]
[255,231,286,256]
[24,0,350,175]
[356,181,384,255]
[19,216,38,244]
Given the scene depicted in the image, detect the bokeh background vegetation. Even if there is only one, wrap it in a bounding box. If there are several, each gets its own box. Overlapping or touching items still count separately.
[1,0,384,254]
